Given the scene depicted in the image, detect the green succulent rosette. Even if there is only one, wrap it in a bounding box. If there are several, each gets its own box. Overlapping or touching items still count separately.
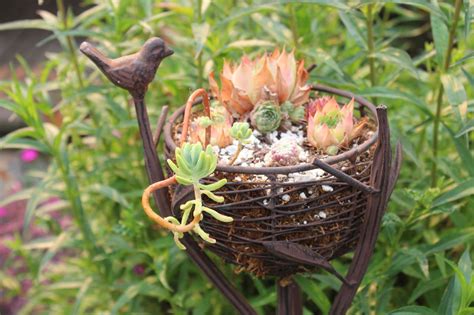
[250,101,282,133]
[281,101,305,122]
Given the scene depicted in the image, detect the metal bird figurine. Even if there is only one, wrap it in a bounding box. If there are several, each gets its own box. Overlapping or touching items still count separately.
[80,37,173,98]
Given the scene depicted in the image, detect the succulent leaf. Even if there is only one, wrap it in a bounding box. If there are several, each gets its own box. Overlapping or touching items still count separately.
[202,207,234,222]
[193,224,216,244]
[198,178,227,191]
[201,189,225,203]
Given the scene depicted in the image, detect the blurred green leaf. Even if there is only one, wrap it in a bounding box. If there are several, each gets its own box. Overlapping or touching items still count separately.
[296,276,331,314]
[451,51,474,68]
[86,184,130,208]
[464,0,473,38]
[192,22,210,58]
[38,233,68,280]
[360,86,432,117]
[0,19,53,31]
[433,179,474,208]
[71,277,93,315]
[430,0,449,66]
[338,10,367,49]
[441,74,468,118]
[455,120,474,137]
[374,47,419,78]
[388,305,437,314]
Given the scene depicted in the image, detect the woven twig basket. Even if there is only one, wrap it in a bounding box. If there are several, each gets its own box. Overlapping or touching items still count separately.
[163,84,381,277]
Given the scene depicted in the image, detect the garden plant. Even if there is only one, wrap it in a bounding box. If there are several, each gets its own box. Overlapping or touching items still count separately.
[0,0,473,314]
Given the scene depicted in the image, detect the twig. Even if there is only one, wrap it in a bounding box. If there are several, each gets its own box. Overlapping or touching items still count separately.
[154,106,169,147]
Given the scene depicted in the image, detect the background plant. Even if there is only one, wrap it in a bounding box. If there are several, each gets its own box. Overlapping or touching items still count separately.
[0,0,473,314]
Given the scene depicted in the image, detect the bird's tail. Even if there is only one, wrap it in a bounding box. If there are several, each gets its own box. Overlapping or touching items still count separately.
[80,42,111,70]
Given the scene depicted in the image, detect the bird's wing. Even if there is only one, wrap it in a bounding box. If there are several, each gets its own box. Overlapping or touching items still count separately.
[106,64,138,90]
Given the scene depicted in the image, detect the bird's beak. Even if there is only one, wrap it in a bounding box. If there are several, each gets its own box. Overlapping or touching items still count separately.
[163,46,174,58]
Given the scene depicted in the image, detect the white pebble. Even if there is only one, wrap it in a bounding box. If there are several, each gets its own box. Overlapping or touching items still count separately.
[281,194,291,202]
[318,211,327,219]
[224,144,237,155]
[263,199,269,205]
[322,185,333,192]
[315,169,325,177]
[235,176,242,181]
[299,192,307,199]
[303,220,307,224]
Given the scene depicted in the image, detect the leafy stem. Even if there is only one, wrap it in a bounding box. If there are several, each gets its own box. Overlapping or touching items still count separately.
[56,0,84,88]
[366,4,377,105]
[431,0,463,187]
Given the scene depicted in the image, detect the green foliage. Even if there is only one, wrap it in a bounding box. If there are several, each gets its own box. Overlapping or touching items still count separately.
[0,0,473,314]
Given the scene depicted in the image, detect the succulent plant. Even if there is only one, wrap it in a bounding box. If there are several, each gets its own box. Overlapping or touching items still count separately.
[280,101,305,129]
[250,100,282,133]
[264,138,303,166]
[209,48,311,117]
[190,105,233,148]
[229,122,252,143]
[305,96,331,120]
[228,122,253,165]
[142,143,233,249]
[306,97,366,154]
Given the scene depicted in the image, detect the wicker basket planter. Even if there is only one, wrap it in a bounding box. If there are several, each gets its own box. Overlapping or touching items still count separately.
[163,84,383,278]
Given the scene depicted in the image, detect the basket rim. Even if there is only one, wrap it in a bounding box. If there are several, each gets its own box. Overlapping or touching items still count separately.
[163,84,379,175]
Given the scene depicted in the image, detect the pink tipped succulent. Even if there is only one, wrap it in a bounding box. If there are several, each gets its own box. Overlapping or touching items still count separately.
[307,97,366,154]
[264,138,303,167]
[306,96,331,120]
[209,48,311,117]
[190,105,233,148]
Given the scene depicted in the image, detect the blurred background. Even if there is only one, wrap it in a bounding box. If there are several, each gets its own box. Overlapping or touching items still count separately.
[0,1,473,314]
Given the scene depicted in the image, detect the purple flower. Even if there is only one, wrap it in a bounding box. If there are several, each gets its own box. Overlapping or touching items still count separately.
[133,264,145,276]
[0,207,7,218]
[20,149,39,163]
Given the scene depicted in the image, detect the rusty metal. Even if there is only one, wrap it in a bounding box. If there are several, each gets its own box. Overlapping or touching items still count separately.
[82,38,401,315]
[81,39,256,315]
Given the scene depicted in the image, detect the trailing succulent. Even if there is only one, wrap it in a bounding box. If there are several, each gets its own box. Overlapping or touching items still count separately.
[168,143,233,248]
[142,143,232,249]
